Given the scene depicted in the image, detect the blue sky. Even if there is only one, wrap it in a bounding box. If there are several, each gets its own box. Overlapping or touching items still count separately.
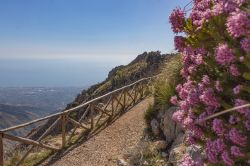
[0,0,190,62]
[0,0,191,87]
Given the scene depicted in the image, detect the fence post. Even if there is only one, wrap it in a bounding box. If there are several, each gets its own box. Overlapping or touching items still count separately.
[90,103,95,130]
[123,89,126,111]
[61,114,66,148]
[140,83,144,99]
[0,132,3,166]
[111,95,114,116]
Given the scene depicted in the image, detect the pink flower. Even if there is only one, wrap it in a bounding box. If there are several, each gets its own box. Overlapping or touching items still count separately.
[244,120,250,130]
[195,54,204,65]
[226,11,250,38]
[239,56,244,62]
[212,118,225,135]
[174,36,186,52]
[234,99,250,114]
[169,7,185,33]
[221,150,234,166]
[231,146,245,157]
[229,115,240,124]
[170,95,178,105]
[180,154,195,166]
[183,115,194,129]
[206,139,219,164]
[229,64,241,76]
[200,88,220,107]
[229,128,247,146]
[172,109,185,123]
[215,81,223,92]
[240,38,250,52]
[215,43,235,66]
[233,85,241,95]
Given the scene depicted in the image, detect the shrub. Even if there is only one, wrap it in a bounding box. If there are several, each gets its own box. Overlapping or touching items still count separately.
[144,104,157,127]
[154,81,175,108]
[169,1,250,165]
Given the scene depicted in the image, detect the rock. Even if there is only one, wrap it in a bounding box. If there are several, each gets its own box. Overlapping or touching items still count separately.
[117,159,128,166]
[186,145,205,162]
[154,140,167,150]
[158,107,183,144]
[143,160,149,165]
[168,143,186,166]
[168,133,186,165]
[150,119,160,136]
[161,152,167,158]
[171,133,184,147]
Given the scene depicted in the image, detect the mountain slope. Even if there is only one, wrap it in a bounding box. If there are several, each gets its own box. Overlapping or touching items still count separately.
[30,51,175,140]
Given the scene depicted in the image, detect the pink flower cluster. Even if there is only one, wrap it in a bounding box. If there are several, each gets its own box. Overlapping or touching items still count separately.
[215,44,235,66]
[241,38,250,52]
[226,11,250,38]
[169,0,250,165]
[169,7,185,33]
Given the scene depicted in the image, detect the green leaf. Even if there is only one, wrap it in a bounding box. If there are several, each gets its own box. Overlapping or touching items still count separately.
[242,85,250,93]
[243,60,250,69]
[243,72,250,81]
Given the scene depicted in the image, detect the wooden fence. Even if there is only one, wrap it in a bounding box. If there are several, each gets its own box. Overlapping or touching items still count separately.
[0,76,157,166]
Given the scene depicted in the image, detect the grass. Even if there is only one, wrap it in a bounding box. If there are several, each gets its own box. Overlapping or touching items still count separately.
[144,104,157,127]
[6,149,52,166]
[22,150,53,166]
[154,81,175,108]
[127,140,166,166]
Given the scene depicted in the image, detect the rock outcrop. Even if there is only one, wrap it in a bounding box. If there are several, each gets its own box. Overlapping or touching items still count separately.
[150,106,185,165]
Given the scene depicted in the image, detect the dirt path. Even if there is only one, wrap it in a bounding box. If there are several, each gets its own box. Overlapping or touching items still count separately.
[44,97,153,166]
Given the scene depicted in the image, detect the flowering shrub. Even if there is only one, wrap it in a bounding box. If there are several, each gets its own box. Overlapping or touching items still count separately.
[169,0,250,165]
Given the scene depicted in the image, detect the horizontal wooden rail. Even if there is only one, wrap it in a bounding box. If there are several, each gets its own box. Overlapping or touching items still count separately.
[3,133,59,151]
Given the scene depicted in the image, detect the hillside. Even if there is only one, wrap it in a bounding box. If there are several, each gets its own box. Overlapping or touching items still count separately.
[5,51,177,165]
[29,51,174,141]
[0,104,40,136]
[0,87,83,135]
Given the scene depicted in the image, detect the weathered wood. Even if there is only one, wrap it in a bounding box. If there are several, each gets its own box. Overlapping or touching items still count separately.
[113,92,124,110]
[95,111,104,127]
[4,134,59,151]
[0,133,3,166]
[102,96,112,112]
[90,104,95,129]
[111,95,114,116]
[17,117,61,165]
[94,105,111,117]
[126,89,135,104]
[68,117,89,130]
[61,114,67,148]
[123,90,127,111]
[79,105,91,123]
[1,113,61,133]
[68,105,91,142]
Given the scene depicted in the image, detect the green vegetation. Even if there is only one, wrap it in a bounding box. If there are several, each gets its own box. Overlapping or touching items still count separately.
[6,150,52,166]
[128,141,165,166]
[144,54,182,126]
[154,81,175,108]
[144,104,157,127]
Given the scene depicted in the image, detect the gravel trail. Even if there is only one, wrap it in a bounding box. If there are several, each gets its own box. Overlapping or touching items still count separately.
[44,97,153,166]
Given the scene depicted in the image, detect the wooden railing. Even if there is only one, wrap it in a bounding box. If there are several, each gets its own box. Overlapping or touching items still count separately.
[0,76,157,166]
